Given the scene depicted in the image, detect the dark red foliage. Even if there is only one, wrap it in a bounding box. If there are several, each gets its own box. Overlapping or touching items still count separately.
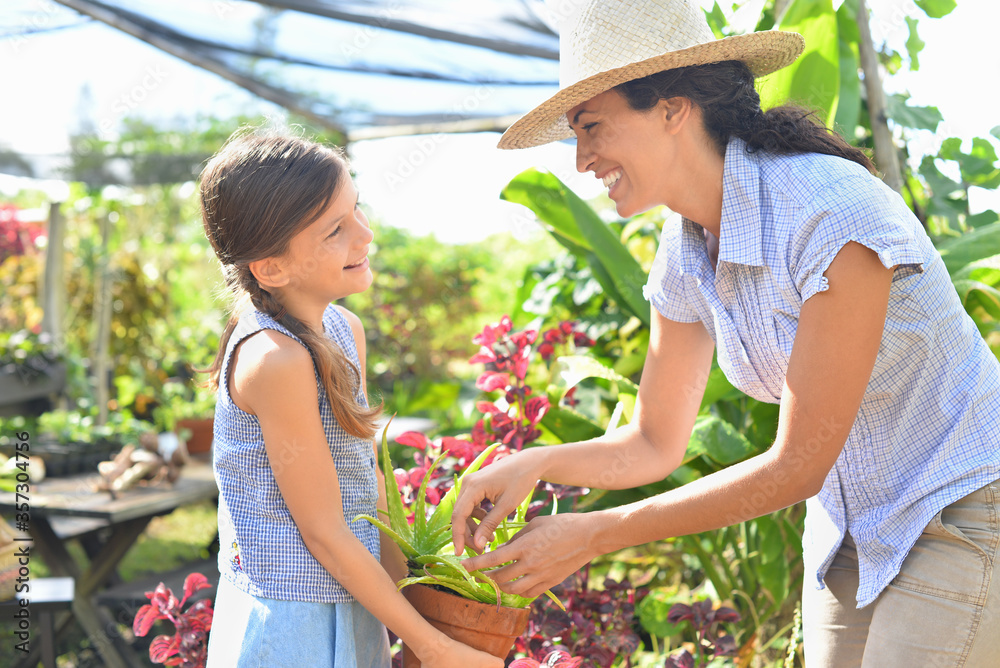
[512,568,648,668]
[510,650,586,667]
[665,599,741,666]
[133,573,213,668]
[538,321,595,361]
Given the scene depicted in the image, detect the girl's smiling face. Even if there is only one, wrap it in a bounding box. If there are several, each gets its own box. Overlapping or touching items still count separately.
[568,89,679,218]
[280,178,374,307]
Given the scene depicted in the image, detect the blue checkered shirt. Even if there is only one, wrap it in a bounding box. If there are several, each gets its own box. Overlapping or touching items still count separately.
[644,138,1000,607]
[213,305,380,603]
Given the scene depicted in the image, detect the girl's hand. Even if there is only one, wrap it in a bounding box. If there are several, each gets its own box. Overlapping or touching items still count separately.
[417,636,504,667]
[451,448,545,555]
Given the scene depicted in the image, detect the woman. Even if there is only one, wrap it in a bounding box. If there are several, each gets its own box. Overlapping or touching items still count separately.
[451,0,1000,665]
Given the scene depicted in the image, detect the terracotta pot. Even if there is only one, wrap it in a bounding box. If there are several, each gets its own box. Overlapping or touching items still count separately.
[177,417,214,454]
[401,583,529,667]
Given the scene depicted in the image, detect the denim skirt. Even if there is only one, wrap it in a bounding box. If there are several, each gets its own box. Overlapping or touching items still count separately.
[206,577,391,667]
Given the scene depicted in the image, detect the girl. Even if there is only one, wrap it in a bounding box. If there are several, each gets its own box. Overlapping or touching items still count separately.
[200,129,501,667]
[452,0,1000,666]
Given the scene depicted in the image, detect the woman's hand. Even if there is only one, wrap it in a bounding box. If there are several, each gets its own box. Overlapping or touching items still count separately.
[418,636,504,667]
[451,448,546,555]
[459,512,604,599]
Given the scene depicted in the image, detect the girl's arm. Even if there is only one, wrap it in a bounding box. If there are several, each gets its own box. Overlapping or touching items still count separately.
[453,301,716,553]
[232,328,500,668]
[461,242,893,597]
[338,306,408,583]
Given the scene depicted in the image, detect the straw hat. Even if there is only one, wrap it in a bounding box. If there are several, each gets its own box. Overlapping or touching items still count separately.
[499,0,804,149]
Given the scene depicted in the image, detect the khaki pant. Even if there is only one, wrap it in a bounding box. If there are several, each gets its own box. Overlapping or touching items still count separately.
[803,480,1000,667]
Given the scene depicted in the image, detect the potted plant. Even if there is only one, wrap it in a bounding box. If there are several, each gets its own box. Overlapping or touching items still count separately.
[152,381,216,455]
[0,330,66,417]
[355,420,562,667]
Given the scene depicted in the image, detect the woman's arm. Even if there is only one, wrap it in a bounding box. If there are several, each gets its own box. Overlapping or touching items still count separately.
[462,242,893,597]
[233,330,499,667]
[452,307,716,553]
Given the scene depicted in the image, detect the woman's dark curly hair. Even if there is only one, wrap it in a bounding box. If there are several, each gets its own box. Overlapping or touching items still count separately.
[616,60,876,174]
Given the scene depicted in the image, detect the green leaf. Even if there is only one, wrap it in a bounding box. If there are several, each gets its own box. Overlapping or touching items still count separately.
[938,223,1000,275]
[968,211,1000,230]
[412,450,448,546]
[501,170,591,252]
[953,255,1000,286]
[541,405,605,443]
[904,17,924,70]
[758,0,840,127]
[919,155,964,227]
[353,514,418,559]
[556,355,639,394]
[885,93,942,131]
[568,199,651,325]
[833,3,861,138]
[502,169,650,325]
[699,364,742,410]
[757,556,790,604]
[376,418,414,551]
[637,588,685,638]
[914,0,956,19]
[704,2,727,39]
[952,255,1000,319]
[684,415,757,466]
[940,138,1000,190]
[684,415,756,466]
[754,515,785,563]
[954,280,1000,319]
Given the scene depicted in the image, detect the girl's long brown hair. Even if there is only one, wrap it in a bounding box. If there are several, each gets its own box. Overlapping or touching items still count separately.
[616,60,876,174]
[200,129,380,440]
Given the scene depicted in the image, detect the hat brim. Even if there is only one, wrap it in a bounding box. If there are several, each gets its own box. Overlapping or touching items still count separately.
[498,30,805,150]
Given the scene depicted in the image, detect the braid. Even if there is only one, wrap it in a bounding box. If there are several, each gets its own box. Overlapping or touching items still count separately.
[253,284,378,441]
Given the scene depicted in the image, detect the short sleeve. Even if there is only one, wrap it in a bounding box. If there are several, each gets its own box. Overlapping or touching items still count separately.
[643,219,701,323]
[790,175,931,303]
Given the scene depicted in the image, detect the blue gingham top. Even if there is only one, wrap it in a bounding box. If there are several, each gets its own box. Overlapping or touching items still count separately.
[644,137,1000,607]
[213,305,380,603]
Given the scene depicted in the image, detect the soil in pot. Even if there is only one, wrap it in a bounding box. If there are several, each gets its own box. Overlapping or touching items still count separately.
[401,583,530,667]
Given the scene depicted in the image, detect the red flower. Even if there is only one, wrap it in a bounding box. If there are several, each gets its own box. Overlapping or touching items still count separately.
[524,396,550,426]
[441,437,477,465]
[471,419,488,446]
[472,316,512,347]
[510,329,538,349]
[476,371,510,392]
[511,351,531,381]
[395,431,430,450]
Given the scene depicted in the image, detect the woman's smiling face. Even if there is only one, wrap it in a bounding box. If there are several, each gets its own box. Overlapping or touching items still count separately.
[568,89,678,218]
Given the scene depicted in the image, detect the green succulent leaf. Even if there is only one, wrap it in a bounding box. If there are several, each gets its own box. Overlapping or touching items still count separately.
[352,514,418,559]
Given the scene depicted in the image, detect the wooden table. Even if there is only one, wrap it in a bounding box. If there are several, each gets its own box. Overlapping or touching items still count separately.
[0,456,218,668]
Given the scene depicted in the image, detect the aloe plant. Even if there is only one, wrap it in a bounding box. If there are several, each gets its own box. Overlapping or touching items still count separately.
[355,418,562,610]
